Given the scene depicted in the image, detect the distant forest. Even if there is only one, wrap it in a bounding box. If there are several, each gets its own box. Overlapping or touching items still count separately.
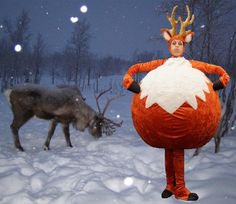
[0,9,161,91]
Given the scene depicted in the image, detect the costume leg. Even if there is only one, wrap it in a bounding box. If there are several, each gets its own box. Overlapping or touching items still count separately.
[173,149,198,201]
[162,149,175,198]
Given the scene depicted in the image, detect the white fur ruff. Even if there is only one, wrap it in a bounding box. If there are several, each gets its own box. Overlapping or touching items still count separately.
[140,57,210,114]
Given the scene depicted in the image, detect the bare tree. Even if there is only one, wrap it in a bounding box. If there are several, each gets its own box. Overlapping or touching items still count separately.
[31,33,45,84]
[50,52,63,85]
[214,28,236,153]
[1,10,31,85]
[67,19,91,85]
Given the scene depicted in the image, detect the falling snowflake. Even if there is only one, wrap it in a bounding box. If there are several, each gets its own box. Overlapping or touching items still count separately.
[201,25,205,28]
[14,44,22,52]
[124,177,134,186]
[80,5,88,13]
[116,114,120,119]
[70,17,79,23]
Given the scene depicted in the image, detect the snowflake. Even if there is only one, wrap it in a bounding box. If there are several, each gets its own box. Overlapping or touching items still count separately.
[14,44,22,52]
[70,17,79,23]
[80,5,88,13]
[124,177,134,186]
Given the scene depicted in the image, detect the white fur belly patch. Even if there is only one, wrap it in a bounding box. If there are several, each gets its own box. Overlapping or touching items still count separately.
[140,57,210,114]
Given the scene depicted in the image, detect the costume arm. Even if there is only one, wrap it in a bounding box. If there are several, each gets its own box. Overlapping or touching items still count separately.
[123,59,165,89]
[189,60,230,87]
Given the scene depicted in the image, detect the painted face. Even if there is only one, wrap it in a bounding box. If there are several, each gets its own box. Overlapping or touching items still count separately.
[170,40,185,57]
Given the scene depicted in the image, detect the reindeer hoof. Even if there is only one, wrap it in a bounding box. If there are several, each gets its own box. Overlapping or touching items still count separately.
[43,145,50,151]
[16,146,24,152]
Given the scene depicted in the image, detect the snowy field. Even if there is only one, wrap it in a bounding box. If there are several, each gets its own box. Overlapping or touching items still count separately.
[0,77,236,204]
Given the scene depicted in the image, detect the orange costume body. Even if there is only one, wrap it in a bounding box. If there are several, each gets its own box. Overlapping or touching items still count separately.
[123,5,230,201]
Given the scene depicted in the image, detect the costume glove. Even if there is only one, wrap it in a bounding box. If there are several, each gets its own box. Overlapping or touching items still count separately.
[213,80,225,91]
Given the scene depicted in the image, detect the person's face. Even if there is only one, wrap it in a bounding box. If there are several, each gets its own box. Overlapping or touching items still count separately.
[170,40,185,57]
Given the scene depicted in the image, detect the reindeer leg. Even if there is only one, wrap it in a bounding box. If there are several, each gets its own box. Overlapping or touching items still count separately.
[43,119,58,150]
[10,112,33,152]
[61,123,73,148]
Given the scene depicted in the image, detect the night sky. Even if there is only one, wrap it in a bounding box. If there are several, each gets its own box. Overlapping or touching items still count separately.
[0,0,168,59]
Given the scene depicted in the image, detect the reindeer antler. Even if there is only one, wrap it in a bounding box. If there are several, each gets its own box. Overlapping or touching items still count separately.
[95,87,124,135]
[166,5,178,36]
[102,93,125,116]
[102,118,123,136]
[95,87,112,113]
[179,5,194,36]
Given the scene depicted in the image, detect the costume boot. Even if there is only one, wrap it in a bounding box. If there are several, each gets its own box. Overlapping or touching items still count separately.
[161,149,175,198]
[173,149,198,201]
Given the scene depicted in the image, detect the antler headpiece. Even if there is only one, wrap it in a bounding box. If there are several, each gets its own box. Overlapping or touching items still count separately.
[161,5,195,43]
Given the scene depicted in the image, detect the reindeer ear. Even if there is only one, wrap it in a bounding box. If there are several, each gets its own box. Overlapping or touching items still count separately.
[184,32,194,43]
[161,29,172,41]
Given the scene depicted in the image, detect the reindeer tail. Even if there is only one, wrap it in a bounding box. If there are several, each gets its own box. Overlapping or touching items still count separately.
[4,89,12,105]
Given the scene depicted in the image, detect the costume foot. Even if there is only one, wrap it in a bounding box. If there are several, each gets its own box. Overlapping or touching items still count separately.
[188,193,199,201]
[161,189,173,198]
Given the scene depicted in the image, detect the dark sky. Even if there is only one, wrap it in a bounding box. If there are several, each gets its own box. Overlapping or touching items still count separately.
[0,0,168,59]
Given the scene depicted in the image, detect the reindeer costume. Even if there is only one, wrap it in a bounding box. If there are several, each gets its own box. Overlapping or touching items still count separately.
[123,5,230,201]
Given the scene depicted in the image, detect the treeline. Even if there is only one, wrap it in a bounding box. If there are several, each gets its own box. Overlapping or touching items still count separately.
[0,10,160,92]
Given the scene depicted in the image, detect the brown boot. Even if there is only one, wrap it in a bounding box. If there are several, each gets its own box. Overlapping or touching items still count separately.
[173,149,198,201]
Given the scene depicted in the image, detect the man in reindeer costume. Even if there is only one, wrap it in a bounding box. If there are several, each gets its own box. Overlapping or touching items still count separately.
[123,5,230,201]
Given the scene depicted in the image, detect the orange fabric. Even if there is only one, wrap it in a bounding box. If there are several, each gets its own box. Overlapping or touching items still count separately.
[123,74,134,89]
[127,59,165,75]
[131,82,221,149]
[124,58,229,148]
[123,59,165,89]
[165,149,175,193]
[172,149,191,200]
[165,149,192,200]
[123,57,229,201]
[190,60,230,87]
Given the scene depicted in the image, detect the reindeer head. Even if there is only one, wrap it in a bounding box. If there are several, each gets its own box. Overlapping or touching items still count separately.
[161,5,195,57]
[87,87,123,138]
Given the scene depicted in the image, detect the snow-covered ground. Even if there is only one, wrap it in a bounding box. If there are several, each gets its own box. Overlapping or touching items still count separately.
[0,77,236,204]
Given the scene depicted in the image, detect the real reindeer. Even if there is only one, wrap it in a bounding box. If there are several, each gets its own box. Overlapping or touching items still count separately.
[5,84,122,151]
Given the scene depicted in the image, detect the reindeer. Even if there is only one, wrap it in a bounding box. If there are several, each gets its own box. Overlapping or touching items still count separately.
[5,84,122,151]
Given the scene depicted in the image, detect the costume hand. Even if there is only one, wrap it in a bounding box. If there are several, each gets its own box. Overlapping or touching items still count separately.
[123,74,140,93]
[128,80,141,94]
[219,74,230,87]
[213,80,224,91]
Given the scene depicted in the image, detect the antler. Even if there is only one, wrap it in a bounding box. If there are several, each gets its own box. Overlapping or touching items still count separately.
[95,87,112,113]
[166,5,178,36]
[102,118,123,136]
[102,93,125,116]
[179,5,194,36]
[95,87,124,136]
